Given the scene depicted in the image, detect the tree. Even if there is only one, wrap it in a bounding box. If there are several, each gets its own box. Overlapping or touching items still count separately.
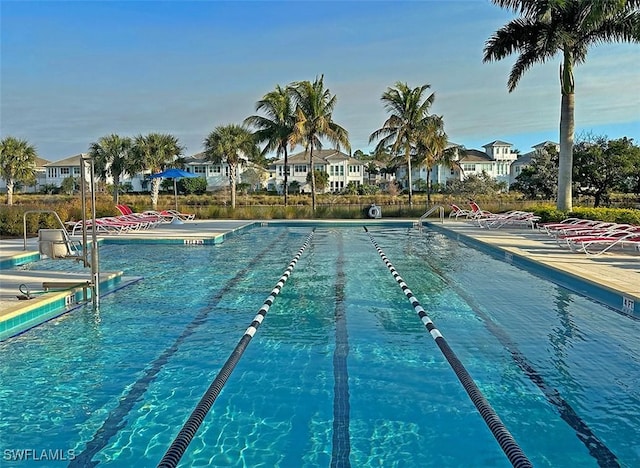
[88,134,133,205]
[511,144,559,199]
[0,137,37,205]
[244,85,297,205]
[413,115,457,205]
[445,171,507,197]
[203,124,258,209]
[129,133,184,210]
[484,0,640,211]
[60,176,77,195]
[573,135,639,207]
[289,75,350,211]
[369,82,436,207]
[306,169,329,192]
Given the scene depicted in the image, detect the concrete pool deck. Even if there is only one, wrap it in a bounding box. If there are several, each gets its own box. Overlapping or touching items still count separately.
[1,218,638,335]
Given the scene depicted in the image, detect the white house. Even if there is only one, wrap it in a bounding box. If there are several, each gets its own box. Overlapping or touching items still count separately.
[266,149,364,193]
[398,140,524,190]
[44,154,95,187]
[510,141,559,185]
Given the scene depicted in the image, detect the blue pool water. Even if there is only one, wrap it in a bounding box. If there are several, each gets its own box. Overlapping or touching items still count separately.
[1,226,639,467]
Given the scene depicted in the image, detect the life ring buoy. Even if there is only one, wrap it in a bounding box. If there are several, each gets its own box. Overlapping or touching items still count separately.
[368,205,381,219]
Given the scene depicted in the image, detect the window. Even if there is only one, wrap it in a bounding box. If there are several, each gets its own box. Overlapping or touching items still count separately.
[73,167,81,175]
[212,166,221,174]
[314,164,324,172]
[462,164,476,172]
[193,166,206,174]
[294,165,307,173]
[60,167,70,175]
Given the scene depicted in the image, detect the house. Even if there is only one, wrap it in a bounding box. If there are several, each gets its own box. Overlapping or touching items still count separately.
[44,154,96,188]
[510,141,559,185]
[398,140,519,190]
[266,149,364,193]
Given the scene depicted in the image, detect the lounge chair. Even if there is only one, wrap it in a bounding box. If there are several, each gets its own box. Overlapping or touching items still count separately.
[116,205,166,226]
[564,231,640,256]
[449,204,472,219]
[476,211,540,229]
[145,209,196,222]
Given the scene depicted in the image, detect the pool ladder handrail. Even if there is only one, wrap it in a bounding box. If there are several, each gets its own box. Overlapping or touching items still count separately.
[416,205,445,229]
[23,210,84,260]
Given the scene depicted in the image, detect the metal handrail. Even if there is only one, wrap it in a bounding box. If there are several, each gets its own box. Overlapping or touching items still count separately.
[417,205,445,228]
[23,210,79,253]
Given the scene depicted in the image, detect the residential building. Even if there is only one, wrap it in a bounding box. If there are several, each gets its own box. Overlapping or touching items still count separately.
[510,141,559,185]
[267,149,364,193]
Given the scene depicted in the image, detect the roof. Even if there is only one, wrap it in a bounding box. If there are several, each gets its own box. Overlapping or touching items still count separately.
[183,151,248,164]
[44,154,85,167]
[483,140,512,147]
[459,149,493,163]
[532,141,559,149]
[511,151,534,166]
[272,148,360,165]
[35,157,51,167]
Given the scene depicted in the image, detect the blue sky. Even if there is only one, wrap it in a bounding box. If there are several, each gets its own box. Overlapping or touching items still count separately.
[2,0,639,161]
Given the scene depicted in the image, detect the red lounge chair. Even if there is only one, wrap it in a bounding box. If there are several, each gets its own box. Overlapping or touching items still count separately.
[564,231,640,256]
[449,204,472,219]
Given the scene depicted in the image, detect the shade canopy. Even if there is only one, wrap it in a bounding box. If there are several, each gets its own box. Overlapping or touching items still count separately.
[148,168,199,214]
[148,168,198,179]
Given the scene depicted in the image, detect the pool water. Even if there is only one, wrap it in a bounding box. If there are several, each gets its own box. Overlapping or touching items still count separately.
[1,226,639,467]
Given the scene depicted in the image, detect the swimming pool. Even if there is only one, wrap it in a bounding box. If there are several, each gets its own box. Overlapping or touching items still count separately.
[1,225,639,466]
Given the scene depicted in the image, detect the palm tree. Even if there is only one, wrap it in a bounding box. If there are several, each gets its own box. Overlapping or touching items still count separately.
[203,124,258,209]
[484,0,640,211]
[130,133,184,210]
[0,137,38,205]
[88,134,133,205]
[369,82,436,207]
[289,75,350,211]
[244,85,296,205]
[413,115,455,205]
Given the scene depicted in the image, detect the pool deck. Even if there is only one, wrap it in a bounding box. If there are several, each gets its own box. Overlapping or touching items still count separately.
[1,219,638,332]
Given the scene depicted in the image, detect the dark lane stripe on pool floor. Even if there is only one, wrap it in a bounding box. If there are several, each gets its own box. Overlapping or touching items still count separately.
[331,231,351,468]
[70,231,289,467]
[410,232,620,467]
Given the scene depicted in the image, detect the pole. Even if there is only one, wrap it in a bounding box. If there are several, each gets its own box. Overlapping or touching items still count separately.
[80,157,89,268]
[174,178,178,211]
[88,156,100,312]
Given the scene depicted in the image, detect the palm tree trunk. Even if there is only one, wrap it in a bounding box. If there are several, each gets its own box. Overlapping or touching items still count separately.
[557,56,575,212]
[283,146,289,206]
[230,163,237,209]
[6,180,14,206]
[309,147,316,211]
[406,147,413,207]
[426,168,432,205]
[151,178,160,210]
[113,176,120,205]
[557,92,575,212]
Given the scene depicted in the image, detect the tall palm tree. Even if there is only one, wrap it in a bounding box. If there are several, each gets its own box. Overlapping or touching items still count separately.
[0,137,37,205]
[413,115,456,205]
[484,0,640,211]
[203,124,258,209]
[88,134,133,205]
[289,75,350,211]
[130,133,184,210]
[369,82,436,207]
[244,85,297,205]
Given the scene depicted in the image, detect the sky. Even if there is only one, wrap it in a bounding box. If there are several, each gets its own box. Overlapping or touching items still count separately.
[1,0,639,162]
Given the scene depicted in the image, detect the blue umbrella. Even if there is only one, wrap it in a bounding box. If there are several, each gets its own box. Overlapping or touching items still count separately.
[149,168,199,212]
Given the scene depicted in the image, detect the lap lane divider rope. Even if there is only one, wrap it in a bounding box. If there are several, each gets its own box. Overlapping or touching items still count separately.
[158,229,315,468]
[363,226,532,468]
